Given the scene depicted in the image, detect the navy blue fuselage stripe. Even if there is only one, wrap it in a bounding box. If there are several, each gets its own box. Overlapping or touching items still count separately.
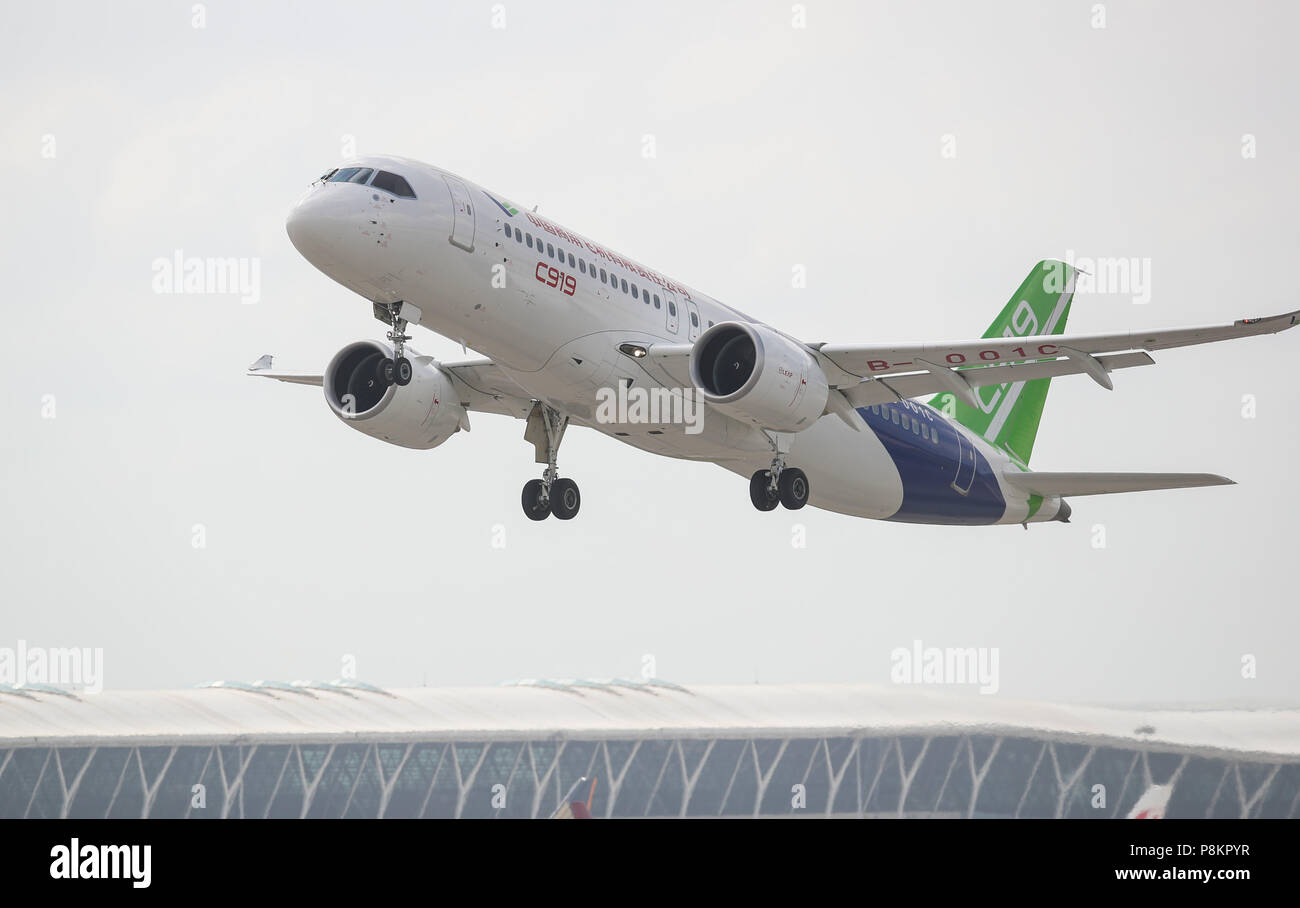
[857,403,1006,525]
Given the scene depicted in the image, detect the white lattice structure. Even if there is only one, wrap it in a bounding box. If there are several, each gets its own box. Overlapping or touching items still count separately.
[1,682,1296,818]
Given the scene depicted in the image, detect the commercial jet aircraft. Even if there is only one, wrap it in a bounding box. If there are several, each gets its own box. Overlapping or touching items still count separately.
[251,155,1299,525]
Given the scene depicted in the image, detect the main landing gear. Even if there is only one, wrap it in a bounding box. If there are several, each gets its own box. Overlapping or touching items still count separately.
[374,304,413,387]
[749,452,810,512]
[520,402,581,521]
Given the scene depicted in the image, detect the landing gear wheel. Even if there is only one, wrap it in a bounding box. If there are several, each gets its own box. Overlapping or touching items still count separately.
[394,357,412,386]
[550,478,581,520]
[749,470,779,511]
[778,468,809,510]
[521,479,550,520]
[377,357,396,386]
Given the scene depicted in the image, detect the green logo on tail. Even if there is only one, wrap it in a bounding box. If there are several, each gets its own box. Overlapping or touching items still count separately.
[929,259,1076,469]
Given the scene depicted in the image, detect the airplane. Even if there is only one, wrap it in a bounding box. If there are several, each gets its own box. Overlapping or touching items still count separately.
[250,155,1299,525]
[1126,784,1172,819]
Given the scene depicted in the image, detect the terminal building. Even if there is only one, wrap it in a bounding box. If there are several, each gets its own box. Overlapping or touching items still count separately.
[0,680,1296,819]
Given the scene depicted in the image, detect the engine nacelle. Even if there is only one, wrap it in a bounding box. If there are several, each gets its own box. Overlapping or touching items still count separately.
[689,321,829,433]
[324,340,466,450]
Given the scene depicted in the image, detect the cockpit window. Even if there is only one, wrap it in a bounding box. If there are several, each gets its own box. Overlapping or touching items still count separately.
[371,170,417,199]
[327,167,375,185]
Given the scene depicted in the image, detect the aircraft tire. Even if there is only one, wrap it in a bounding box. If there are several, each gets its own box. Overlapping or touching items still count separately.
[749,471,779,511]
[778,468,809,510]
[521,479,550,520]
[550,478,580,520]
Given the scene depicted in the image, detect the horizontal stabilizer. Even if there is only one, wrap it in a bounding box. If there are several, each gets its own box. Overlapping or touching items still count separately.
[1003,470,1235,497]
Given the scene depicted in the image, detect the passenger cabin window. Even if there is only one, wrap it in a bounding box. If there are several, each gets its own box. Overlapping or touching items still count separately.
[600,268,607,282]
[514,227,522,242]
[371,170,416,198]
[631,282,638,297]
[547,243,555,258]
[579,258,586,273]
[527,234,534,249]
[568,253,575,268]
[653,294,660,308]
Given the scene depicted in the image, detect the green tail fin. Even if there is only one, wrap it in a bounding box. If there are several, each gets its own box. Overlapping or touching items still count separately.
[928,260,1077,466]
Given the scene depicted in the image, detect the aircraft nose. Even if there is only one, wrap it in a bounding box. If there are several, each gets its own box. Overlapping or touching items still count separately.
[286,189,355,266]
[286,193,328,262]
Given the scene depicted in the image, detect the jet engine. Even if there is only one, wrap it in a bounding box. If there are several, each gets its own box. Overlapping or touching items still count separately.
[323,340,467,449]
[688,322,829,432]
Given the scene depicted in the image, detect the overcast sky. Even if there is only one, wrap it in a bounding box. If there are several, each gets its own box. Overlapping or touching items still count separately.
[1,0,1297,706]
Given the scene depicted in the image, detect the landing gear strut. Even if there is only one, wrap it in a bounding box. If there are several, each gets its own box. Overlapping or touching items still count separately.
[749,433,809,512]
[520,402,580,520]
[375,303,413,387]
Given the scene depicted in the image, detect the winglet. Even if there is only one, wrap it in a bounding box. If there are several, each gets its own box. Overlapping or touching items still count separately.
[248,354,274,372]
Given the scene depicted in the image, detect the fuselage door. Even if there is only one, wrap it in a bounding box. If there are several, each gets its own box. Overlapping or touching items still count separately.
[685,300,701,341]
[951,427,977,495]
[443,175,476,252]
[665,291,680,335]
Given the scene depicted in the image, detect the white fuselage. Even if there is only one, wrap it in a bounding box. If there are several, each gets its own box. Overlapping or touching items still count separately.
[286,155,1061,526]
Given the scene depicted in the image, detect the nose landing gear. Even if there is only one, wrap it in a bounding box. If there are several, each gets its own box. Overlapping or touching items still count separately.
[520,402,581,520]
[374,303,413,387]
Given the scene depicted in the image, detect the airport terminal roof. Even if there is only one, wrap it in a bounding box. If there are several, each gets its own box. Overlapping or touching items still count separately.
[1,681,1297,762]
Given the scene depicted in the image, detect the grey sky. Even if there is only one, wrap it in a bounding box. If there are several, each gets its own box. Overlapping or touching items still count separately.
[1,0,1297,705]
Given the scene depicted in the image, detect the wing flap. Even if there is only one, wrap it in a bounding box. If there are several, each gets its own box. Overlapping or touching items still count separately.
[1003,470,1235,497]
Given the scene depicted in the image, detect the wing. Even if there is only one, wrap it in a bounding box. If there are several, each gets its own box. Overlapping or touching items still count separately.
[813,308,1300,392]
[246,354,534,419]
[644,308,1298,409]
[244,354,323,386]
[436,357,534,419]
